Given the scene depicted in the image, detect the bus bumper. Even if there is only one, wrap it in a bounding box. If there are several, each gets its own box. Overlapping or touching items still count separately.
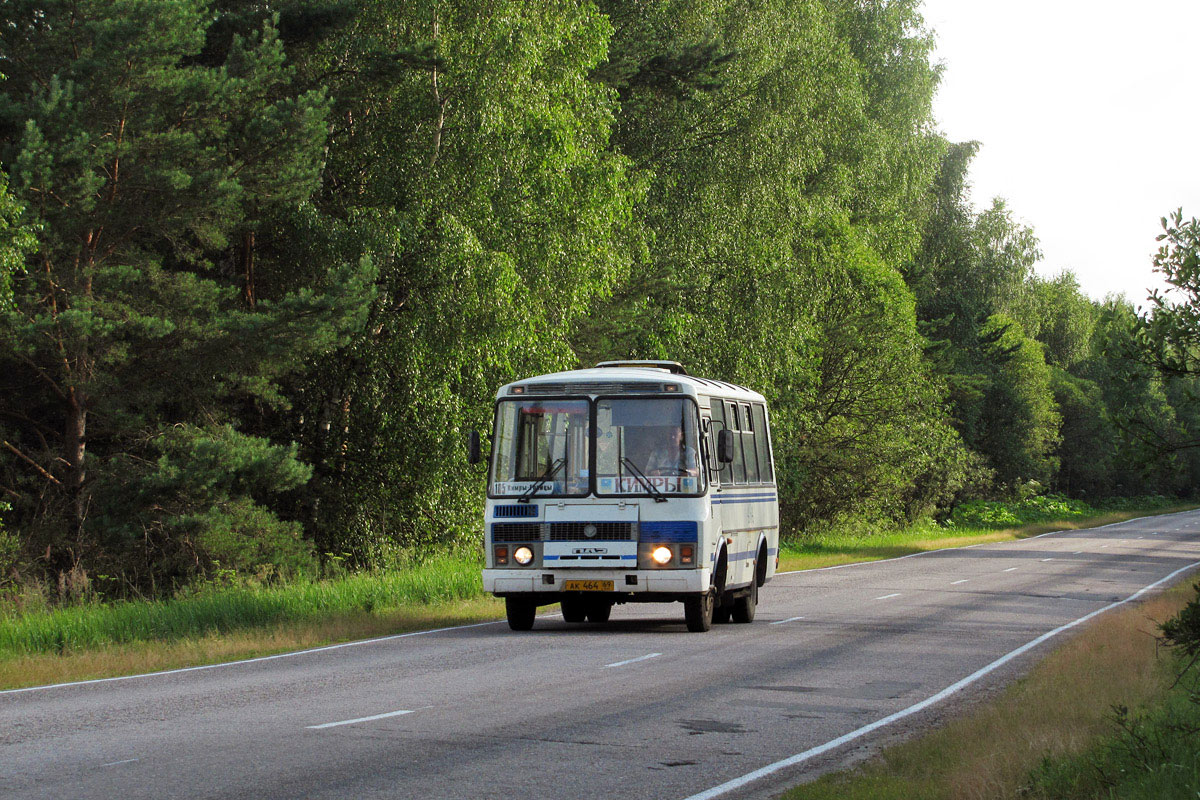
[483,567,712,598]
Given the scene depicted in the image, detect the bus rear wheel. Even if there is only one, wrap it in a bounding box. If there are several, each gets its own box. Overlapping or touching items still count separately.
[684,592,714,632]
[506,597,537,631]
[732,567,758,623]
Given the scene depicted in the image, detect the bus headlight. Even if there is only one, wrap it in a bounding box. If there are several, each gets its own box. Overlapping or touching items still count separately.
[513,546,534,566]
[651,545,673,565]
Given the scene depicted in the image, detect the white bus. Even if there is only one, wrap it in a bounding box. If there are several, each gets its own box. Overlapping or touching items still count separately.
[471,361,779,632]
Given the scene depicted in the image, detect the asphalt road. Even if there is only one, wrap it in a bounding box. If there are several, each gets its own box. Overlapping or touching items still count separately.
[3,511,1199,800]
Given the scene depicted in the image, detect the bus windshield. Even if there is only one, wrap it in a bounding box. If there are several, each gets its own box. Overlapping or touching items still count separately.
[596,398,702,495]
[491,400,589,497]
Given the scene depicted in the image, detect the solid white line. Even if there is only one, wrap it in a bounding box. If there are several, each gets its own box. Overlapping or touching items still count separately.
[770,616,806,625]
[950,580,969,585]
[1004,567,1018,572]
[100,758,139,767]
[605,653,662,669]
[874,593,901,600]
[0,620,504,696]
[678,559,1200,800]
[307,709,415,730]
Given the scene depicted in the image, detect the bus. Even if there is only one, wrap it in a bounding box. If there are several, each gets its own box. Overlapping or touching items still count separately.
[471,361,779,632]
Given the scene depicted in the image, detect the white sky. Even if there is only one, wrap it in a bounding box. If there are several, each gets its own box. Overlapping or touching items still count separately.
[919,0,1200,306]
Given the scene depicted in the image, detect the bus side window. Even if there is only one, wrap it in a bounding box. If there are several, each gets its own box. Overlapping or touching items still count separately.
[727,401,746,484]
[741,403,759,483]
[752,404,773,483]
[708,401,726,486]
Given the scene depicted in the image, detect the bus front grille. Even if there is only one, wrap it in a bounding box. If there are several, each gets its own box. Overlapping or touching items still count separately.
[548,522,635,541]
[491,523,542,542]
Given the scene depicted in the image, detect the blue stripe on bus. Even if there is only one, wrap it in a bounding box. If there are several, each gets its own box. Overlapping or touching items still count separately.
[711,495,777,505]
[543,555,637,561]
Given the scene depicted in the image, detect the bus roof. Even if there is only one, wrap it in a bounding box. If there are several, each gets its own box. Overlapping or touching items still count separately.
[496,366,766,403]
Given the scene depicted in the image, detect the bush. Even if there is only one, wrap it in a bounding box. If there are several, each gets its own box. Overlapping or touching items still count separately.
[947,494,1094,529]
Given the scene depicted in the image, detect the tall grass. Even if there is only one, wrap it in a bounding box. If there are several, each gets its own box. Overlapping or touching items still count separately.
[0,555,483,656]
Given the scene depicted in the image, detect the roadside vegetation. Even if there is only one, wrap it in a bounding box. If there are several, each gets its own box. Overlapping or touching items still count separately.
[2,499,1189,690]
[780,578,1200,800]
[3,0,1200,624]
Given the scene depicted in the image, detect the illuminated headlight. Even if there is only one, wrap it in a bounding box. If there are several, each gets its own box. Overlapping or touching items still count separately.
[513,546,534,566]
[651,545,673,565]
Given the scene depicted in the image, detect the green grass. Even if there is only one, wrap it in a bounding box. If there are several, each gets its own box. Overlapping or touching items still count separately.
[0,554,484,657]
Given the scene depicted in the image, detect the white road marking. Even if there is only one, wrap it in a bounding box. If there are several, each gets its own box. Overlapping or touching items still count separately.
[307,709,416,730]
[1040,558,1054,562]
[605,653,662,669]
[874,593,901,600]
[1101,545,1109,548]
[951,580,969,585]
[100,759,139,767]
[770,616,806,625]
[1,620,505,696]
[1004,567,1018,572]
[680,559,1200,800]
[1073,551,1082,554]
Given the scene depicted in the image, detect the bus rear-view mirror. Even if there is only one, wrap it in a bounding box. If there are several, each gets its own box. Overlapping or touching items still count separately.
[467,429,482,465]
[716,429,735,463]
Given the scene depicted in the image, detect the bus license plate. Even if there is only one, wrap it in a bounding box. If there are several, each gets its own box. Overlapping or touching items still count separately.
[562,580,614,592]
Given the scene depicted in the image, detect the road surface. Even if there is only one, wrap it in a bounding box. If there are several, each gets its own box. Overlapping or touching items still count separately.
[3,511,1198,800]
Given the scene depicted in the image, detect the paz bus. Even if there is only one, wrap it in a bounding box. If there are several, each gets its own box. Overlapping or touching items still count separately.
[471,361,779,632]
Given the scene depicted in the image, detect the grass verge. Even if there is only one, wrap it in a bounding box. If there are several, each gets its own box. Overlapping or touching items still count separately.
[779,578,1200,800]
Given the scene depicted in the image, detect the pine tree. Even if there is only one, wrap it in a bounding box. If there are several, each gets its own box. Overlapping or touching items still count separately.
[0,0,371,589]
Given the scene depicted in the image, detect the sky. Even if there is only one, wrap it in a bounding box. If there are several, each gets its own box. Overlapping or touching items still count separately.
[918,0,1200,306]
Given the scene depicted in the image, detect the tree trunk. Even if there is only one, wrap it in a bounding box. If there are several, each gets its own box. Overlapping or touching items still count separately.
[242,230,256,307]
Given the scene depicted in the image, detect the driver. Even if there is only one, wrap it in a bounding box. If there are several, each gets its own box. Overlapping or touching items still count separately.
[644,425,699,476]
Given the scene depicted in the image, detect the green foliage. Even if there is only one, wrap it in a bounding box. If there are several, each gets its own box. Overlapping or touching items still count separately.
[0,0,1196,599]
[1160,583,1200,660]
[1138,209,1200,376]
[0,0,369,590]
[947,494,1093,529]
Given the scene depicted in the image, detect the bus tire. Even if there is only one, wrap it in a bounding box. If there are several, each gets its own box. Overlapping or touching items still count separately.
[684,592,714,632]
[732,569,758,623]
[560,598,586,623]
[585,601,612,623]
[506,597,536,631]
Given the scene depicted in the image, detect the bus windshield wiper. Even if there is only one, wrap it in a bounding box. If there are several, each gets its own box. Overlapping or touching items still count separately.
[620,457,667,503]
[519,458,565,503]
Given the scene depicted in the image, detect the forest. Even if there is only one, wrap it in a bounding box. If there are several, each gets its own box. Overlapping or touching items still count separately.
[1,0,1199,601]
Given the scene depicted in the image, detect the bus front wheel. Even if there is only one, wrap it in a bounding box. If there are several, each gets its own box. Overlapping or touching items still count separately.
[684,592,714,632]
[585,601,612,623]
[506,597,537,631]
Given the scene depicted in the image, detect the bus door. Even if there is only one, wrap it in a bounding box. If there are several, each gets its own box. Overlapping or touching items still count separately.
[705,400,727,581]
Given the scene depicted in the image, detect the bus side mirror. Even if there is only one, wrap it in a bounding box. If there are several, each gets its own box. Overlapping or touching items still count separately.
[716,429,735,463]
[467,429,482,465]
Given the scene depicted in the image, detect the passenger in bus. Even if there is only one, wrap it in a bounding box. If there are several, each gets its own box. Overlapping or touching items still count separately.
[644,425,699,476]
